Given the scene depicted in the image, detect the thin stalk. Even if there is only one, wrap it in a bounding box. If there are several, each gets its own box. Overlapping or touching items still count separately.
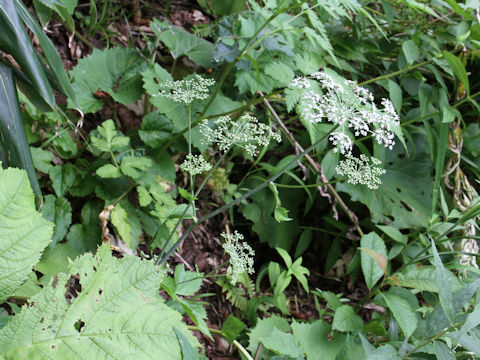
[156,126,338,265]
[187,103,196,219]
[186,326,254,360]
[158,152,227,260]
[358,60,432,86]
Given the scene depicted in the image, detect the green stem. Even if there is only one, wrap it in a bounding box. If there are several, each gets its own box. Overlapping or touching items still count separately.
[358,60,432,86]
[156,125,338,265]
[186,326,254,360]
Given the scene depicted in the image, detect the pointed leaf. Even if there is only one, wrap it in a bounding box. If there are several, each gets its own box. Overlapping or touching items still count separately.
[443,51,470,96]
[360,232,387,290]
[382,292,418,338]
[0,167,53,302]
[432,240,455,324]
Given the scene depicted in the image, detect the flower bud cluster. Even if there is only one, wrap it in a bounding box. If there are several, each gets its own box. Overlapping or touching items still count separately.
[180,154,212,176]
[153,74,215,104]
[335,154,386,189]
[290,72,399,155]
[221,231,255,285]
[200,114,281,156]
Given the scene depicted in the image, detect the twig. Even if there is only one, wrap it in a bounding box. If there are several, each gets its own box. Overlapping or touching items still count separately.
[260,92,363,237]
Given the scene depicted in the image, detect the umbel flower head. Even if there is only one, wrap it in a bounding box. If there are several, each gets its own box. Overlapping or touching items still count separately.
[335,154,386,189]
[200,114,281,156]
[291,71,399,155]
[180,154,212,176]
[153,74,215,105]
[221,231,255,285]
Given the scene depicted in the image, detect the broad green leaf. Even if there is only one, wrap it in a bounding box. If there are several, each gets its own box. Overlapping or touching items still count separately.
[111,204,132,249]
[247,316,290,354]
[434,341,456,360]
[222,315,246,343]
[35,243,80,276]
[90,119,130,153]
[174,264,203,296]
[375,225,407,244]
[367,344,401,360]
[360,232,387,290]
[66,223,101,254]
[432,239,455,324]
[0,64,42,200]
[138,111,173,148]
[0,1,54,107]
[264,61,295,87]
[292,320,345,360]
[402,40,419,65]
[261,327,303,358]
[0,244,198,358]
[332,305,363,332]
[382,292,418,337]
[456,302,480,341]
[443,51,470,96]
[49,164,76,197]
[177,298,211,339]
[151,19,215,68]
[337,140,432,229]
[274,206,292,222]
[0,167,53,302]
[174,327,198,360]
[120,156,153,179]
[394,265,461,293]
[32,0,77,29]
[69,47,147,113]
[388,80,403,114]
[30,147,54,173]
[96,164,121,178]
[40,195,72,247]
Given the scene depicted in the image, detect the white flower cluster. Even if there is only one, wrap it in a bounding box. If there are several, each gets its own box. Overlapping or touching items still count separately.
[335,154,386,189]
[153,74,215,104]
[291,72,399,155]
[221,231,255,285]
[200,114,282,156]
[180,154,212,175]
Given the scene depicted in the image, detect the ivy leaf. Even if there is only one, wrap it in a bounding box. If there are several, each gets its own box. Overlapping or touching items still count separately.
[0,167,53,302]
[49,164,76,197]
[0,244,198,358]
[41,195,72,247]
[360,232,387,290]
[69,47,147,113]
[332,305,364,332]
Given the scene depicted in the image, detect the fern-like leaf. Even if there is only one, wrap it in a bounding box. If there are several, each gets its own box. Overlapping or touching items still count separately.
[0,167,53,303]
[0,244,198,359]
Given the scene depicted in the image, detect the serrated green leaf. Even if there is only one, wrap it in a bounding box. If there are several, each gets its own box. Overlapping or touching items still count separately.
[139,111,173,148]
[30,146,54,173]
[247,316,290,354]
[174,264,203,296]
[0,244,198,358]
[120,156,153,179]
[264,61,295,87]
[174,327,199,360]
[35,243,80,276]
[222,315,246,343]
[332,305,364,332]
[394,265,461,293]
[360,232,387,290]
[49,164,76,197]
[434,341,456,360]
[382,292,418,337]
[261,327,303,358]
[41,195,72,246]
[137,186,152,206]
[292,320,345,360]
[151,19,215,68]
[0,167,53,302]
[96,164,121,178]
[90,119,130,152]
[69,47,147,113]
[432,239,455,324]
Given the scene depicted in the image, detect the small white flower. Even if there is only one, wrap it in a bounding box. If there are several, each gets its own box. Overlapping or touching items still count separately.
[153,74,215,104]
[221,231,255,285]
[200,114,281,156]
[180,154,212,175]
[294,71,400,155]
[335,154,386,189]
[290,76,311,89]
